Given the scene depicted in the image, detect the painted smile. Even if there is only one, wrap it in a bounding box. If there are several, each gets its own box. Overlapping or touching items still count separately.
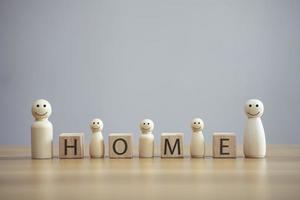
[193,125,201,128]
[35,112,47,117]
[247,112,260,116]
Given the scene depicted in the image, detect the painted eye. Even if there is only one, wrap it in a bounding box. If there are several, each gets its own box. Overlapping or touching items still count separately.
[198,122,200,124]
[147,123,150,125]
[43,104,46,107]
[93,122,95,124]
[143,123,146,125]
[256,104,259,107]
[97,122,99,124]
[194,122,196,124]
[36,104,39,107]
[249,104,252,107]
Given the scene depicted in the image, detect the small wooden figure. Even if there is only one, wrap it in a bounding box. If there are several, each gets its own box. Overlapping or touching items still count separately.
[31,99,53,159]
[89,118,105,158]
[161,133,184,158]
[190,118,205,158]
[139,119,154,158]
[109,133,133,158]
[243,99,266,158]
[213,132,236,158]
[59,133,84,159]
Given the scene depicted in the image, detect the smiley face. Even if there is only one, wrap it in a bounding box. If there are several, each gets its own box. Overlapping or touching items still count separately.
[90,118,103,131]
[140,119,154,133]
[245,99,264,118]
[191,118,204,131]
[32,99,52,120]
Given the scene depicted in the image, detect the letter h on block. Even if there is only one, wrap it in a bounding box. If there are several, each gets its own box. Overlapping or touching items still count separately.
[213,132,236,158]
[59,133,84,159]
[161,133,184,158]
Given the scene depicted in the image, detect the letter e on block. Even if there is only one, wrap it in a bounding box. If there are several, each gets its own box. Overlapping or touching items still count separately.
[213,132,236,158]
[161,133,184,158]
[109,133,133,158]
[59,133,84,159]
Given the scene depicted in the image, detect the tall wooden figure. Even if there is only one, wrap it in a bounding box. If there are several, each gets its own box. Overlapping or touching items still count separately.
[244,99,266,158]
[139,119,154,158]
[190,118,205,158]
[89,118,105,158]
[31,99,53,159]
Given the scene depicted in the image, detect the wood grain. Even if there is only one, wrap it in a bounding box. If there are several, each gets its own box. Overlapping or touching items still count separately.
[0,145,299,200]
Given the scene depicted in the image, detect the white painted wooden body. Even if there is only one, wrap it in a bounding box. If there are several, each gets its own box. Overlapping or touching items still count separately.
[31,120,53,159]
[89,132,104,158]
[139,133,154,158]
[190,131,205,158]
[244,117,266,158]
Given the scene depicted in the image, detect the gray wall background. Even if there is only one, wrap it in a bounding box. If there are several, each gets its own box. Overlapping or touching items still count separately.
[1,0,300,145]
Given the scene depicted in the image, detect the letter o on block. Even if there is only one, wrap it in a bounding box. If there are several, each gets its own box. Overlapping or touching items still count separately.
[109,133,133,158]
[113,138,128,155]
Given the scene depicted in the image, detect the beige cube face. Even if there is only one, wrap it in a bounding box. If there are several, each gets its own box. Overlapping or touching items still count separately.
[109,133,133,158]
[59,133,84,159]
[213,133,236,158]
[161,133,184,158]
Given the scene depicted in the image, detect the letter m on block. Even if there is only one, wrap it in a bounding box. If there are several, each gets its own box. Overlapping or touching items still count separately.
[161,133,184,158]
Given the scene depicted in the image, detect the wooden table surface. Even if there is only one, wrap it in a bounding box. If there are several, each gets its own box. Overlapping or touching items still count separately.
[0,145,299,200]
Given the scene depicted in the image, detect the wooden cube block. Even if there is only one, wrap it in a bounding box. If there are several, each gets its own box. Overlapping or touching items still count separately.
[213,132,236,158]
[109,133,133,158]
[161,133,184,158]
[59,133,84,159]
